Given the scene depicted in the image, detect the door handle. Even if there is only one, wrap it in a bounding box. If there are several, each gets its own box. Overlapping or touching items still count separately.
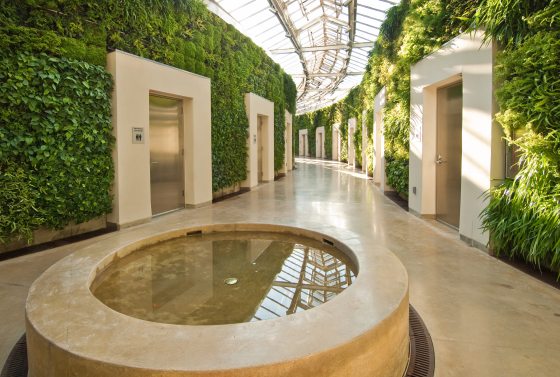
[151,161,159,164]
[436,155,446,165]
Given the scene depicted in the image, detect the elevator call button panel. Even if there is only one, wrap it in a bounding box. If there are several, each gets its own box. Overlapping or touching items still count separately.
[132,127,145,144]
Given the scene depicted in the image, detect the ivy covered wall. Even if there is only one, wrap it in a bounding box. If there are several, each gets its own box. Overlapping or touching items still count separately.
[0,0,296,243]
[0,54,113,243]
[478,0,560,272]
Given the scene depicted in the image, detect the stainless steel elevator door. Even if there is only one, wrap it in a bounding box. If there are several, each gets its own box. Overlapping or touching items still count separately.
[257,117,263,182]
[149,95,184,216]
[436,82,462,228]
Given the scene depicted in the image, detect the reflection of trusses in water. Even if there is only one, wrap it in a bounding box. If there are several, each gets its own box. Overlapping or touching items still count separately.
[252,245,355,321]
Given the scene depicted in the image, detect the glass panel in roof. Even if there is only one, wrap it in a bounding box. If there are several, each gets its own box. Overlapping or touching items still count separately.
[205,0,401,114]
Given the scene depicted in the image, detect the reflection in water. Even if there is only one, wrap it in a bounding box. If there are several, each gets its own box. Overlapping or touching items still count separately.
[92,232,356,325]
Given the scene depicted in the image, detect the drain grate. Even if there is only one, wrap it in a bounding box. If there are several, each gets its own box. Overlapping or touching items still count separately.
[0,334,27,377]
[2,306,434,377]
[406,306,435,377]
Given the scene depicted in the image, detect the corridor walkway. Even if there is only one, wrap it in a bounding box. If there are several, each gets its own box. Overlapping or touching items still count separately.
[1,158,559,376]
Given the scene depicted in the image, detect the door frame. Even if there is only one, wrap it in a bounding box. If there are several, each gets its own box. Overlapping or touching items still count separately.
[257,115,265,182]
[148,94,185,216]
[242,93,274,189]
[107,50,212,227]
[298,129,308,157]
[435,80,463,229]
[408,30,504,247]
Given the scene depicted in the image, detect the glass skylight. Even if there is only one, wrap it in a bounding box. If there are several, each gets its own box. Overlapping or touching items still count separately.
[205,0,400,114]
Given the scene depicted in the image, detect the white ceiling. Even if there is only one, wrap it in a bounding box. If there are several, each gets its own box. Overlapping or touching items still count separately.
[205,0,400,114]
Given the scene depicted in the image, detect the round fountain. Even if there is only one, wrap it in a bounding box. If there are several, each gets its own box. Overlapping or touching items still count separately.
[26,223,409,377]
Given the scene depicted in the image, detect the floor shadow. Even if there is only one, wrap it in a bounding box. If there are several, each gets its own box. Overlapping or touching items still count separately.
[384,191,409,212]
[0,227,116,262]
[496,255,560,290]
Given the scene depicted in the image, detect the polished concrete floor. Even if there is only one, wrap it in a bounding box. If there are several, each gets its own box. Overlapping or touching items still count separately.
[2,158,560,376]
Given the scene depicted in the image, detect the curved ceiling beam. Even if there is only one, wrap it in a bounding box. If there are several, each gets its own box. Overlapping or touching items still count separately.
[205,0,401,114]
[267,0,310,101]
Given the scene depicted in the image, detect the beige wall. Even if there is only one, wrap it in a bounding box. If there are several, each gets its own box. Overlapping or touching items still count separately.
[347,118,356,167]
[107,50,212,227]
[332,123,341,161]
[298,129,308,156]
[315,126,325,159]
[242,93,274,189]
[281,110,293,173]
[409,31,503,246]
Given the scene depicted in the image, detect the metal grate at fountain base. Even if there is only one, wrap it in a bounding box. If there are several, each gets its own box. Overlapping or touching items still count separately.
[0,334,27,377]
[2,306,434,377]
[406,306,435,377]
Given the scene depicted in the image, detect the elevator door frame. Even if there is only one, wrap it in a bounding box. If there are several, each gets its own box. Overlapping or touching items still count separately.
[301,134,307,156]
[149,94,185,216]
[435,81,462,229]
[257,116,264,182]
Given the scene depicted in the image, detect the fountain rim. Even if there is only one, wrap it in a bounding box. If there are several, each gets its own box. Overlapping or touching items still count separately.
[25,222,409,373]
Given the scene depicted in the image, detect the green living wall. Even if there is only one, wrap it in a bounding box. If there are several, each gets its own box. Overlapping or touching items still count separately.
[478,0,560,272]
[0,54,113,243]
[0,0,296,243]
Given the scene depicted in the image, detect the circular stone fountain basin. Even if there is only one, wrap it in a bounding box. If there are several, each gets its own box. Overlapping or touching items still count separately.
[26,223,409,377]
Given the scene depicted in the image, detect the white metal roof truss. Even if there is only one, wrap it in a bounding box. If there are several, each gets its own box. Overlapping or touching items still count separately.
[204,0,400,114]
